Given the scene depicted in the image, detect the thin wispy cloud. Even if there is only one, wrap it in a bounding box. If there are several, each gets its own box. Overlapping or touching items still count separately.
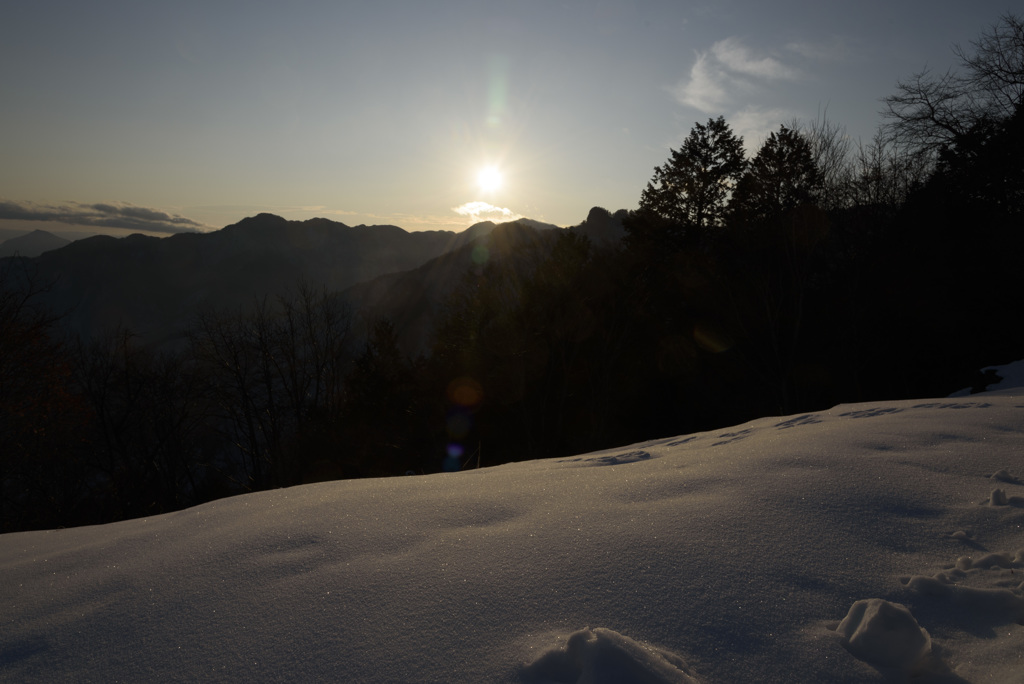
[671,52,732,112]
[670,37,801,114]
[0,200,208,234]
[452,201,523,225]
[711,37,801,80]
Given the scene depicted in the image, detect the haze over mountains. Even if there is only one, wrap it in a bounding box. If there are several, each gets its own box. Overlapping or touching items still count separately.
[0,209,624,349]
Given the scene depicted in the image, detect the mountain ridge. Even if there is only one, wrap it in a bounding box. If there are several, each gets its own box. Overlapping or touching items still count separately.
[0,210,622,348]
[3,214,496,346]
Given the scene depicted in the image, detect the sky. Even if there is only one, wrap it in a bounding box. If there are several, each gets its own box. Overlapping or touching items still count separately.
[3,367,1023,682]
[0,1,1016,236]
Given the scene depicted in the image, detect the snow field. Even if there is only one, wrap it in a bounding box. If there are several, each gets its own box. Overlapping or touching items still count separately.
[2,391,1023,682]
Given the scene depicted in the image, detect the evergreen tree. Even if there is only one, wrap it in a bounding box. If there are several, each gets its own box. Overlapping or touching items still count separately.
[729,126,821,227]
[636,116,746,241]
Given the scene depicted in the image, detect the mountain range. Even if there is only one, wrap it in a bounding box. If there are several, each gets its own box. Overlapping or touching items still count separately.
[1,208,625,350]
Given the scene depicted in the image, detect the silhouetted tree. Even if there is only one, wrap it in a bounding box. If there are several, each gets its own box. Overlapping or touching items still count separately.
[878,100,1024,394]
[729,126,821,227]
[73,329,212,519]
[793,113,854,210]
[719,127,842,413]
[506,231,597,455]
[188,283,354,489]
[931,102,1024,213]
[883,13,1024,152]
[0,260,90,531]
[342,319,430,475]
[848,131,932,210]
[429,240,546,463]
[624,113,750,431]
[635,116,746,245]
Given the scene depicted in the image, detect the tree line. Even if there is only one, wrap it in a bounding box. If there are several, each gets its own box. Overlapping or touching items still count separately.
[2,15,1022,532]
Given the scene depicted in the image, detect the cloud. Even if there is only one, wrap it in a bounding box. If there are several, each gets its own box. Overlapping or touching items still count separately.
[670,52,732,113]
[452,201,523,224]
[0,200,209,234]
[711,37,800,81]
[730,107,797,149]
[670,37,800,114]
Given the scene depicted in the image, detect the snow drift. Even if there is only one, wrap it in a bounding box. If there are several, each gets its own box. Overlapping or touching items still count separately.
[3,383,1024,682]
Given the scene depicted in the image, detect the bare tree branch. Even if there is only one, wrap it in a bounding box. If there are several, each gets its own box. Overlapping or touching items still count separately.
[882,13,1023,152]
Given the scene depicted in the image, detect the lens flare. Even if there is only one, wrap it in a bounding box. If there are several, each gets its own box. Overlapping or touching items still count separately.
[447,377,483,407]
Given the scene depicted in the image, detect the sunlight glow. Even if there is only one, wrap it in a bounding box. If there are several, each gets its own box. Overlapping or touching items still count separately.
[476,166,503,193]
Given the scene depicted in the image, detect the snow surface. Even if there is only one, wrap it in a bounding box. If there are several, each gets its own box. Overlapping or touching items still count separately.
[3,381,1024,682]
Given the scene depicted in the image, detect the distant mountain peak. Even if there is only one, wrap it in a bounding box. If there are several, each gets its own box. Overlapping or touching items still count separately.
[571,206,627,245]
[302,216,351,230]
[500,217,562,232]
[235,213,289,227]
[0,229,71,258]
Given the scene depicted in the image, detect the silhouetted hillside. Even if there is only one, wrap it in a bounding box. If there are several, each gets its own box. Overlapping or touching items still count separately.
[340,212,627,353]
[3,214,499,346]
[341,220,563,352]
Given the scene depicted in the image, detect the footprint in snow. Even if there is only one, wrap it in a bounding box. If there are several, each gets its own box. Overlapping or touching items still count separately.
[989,468,1024,485]
[912,401,993,410]
[560,450,654,466]
[711,428,754,446]
[838,406,905,419]
[774,414,823,429]
[902,550,1024,628]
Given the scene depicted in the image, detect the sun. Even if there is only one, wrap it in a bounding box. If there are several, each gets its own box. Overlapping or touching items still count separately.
[476,165,503,193]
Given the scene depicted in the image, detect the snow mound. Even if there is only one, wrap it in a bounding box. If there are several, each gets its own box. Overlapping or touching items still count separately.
[984,488,1024,506]
[521,627,700,684]
[984,360,1024,393]
[836,599,932,671]
[950,359,1024,396]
